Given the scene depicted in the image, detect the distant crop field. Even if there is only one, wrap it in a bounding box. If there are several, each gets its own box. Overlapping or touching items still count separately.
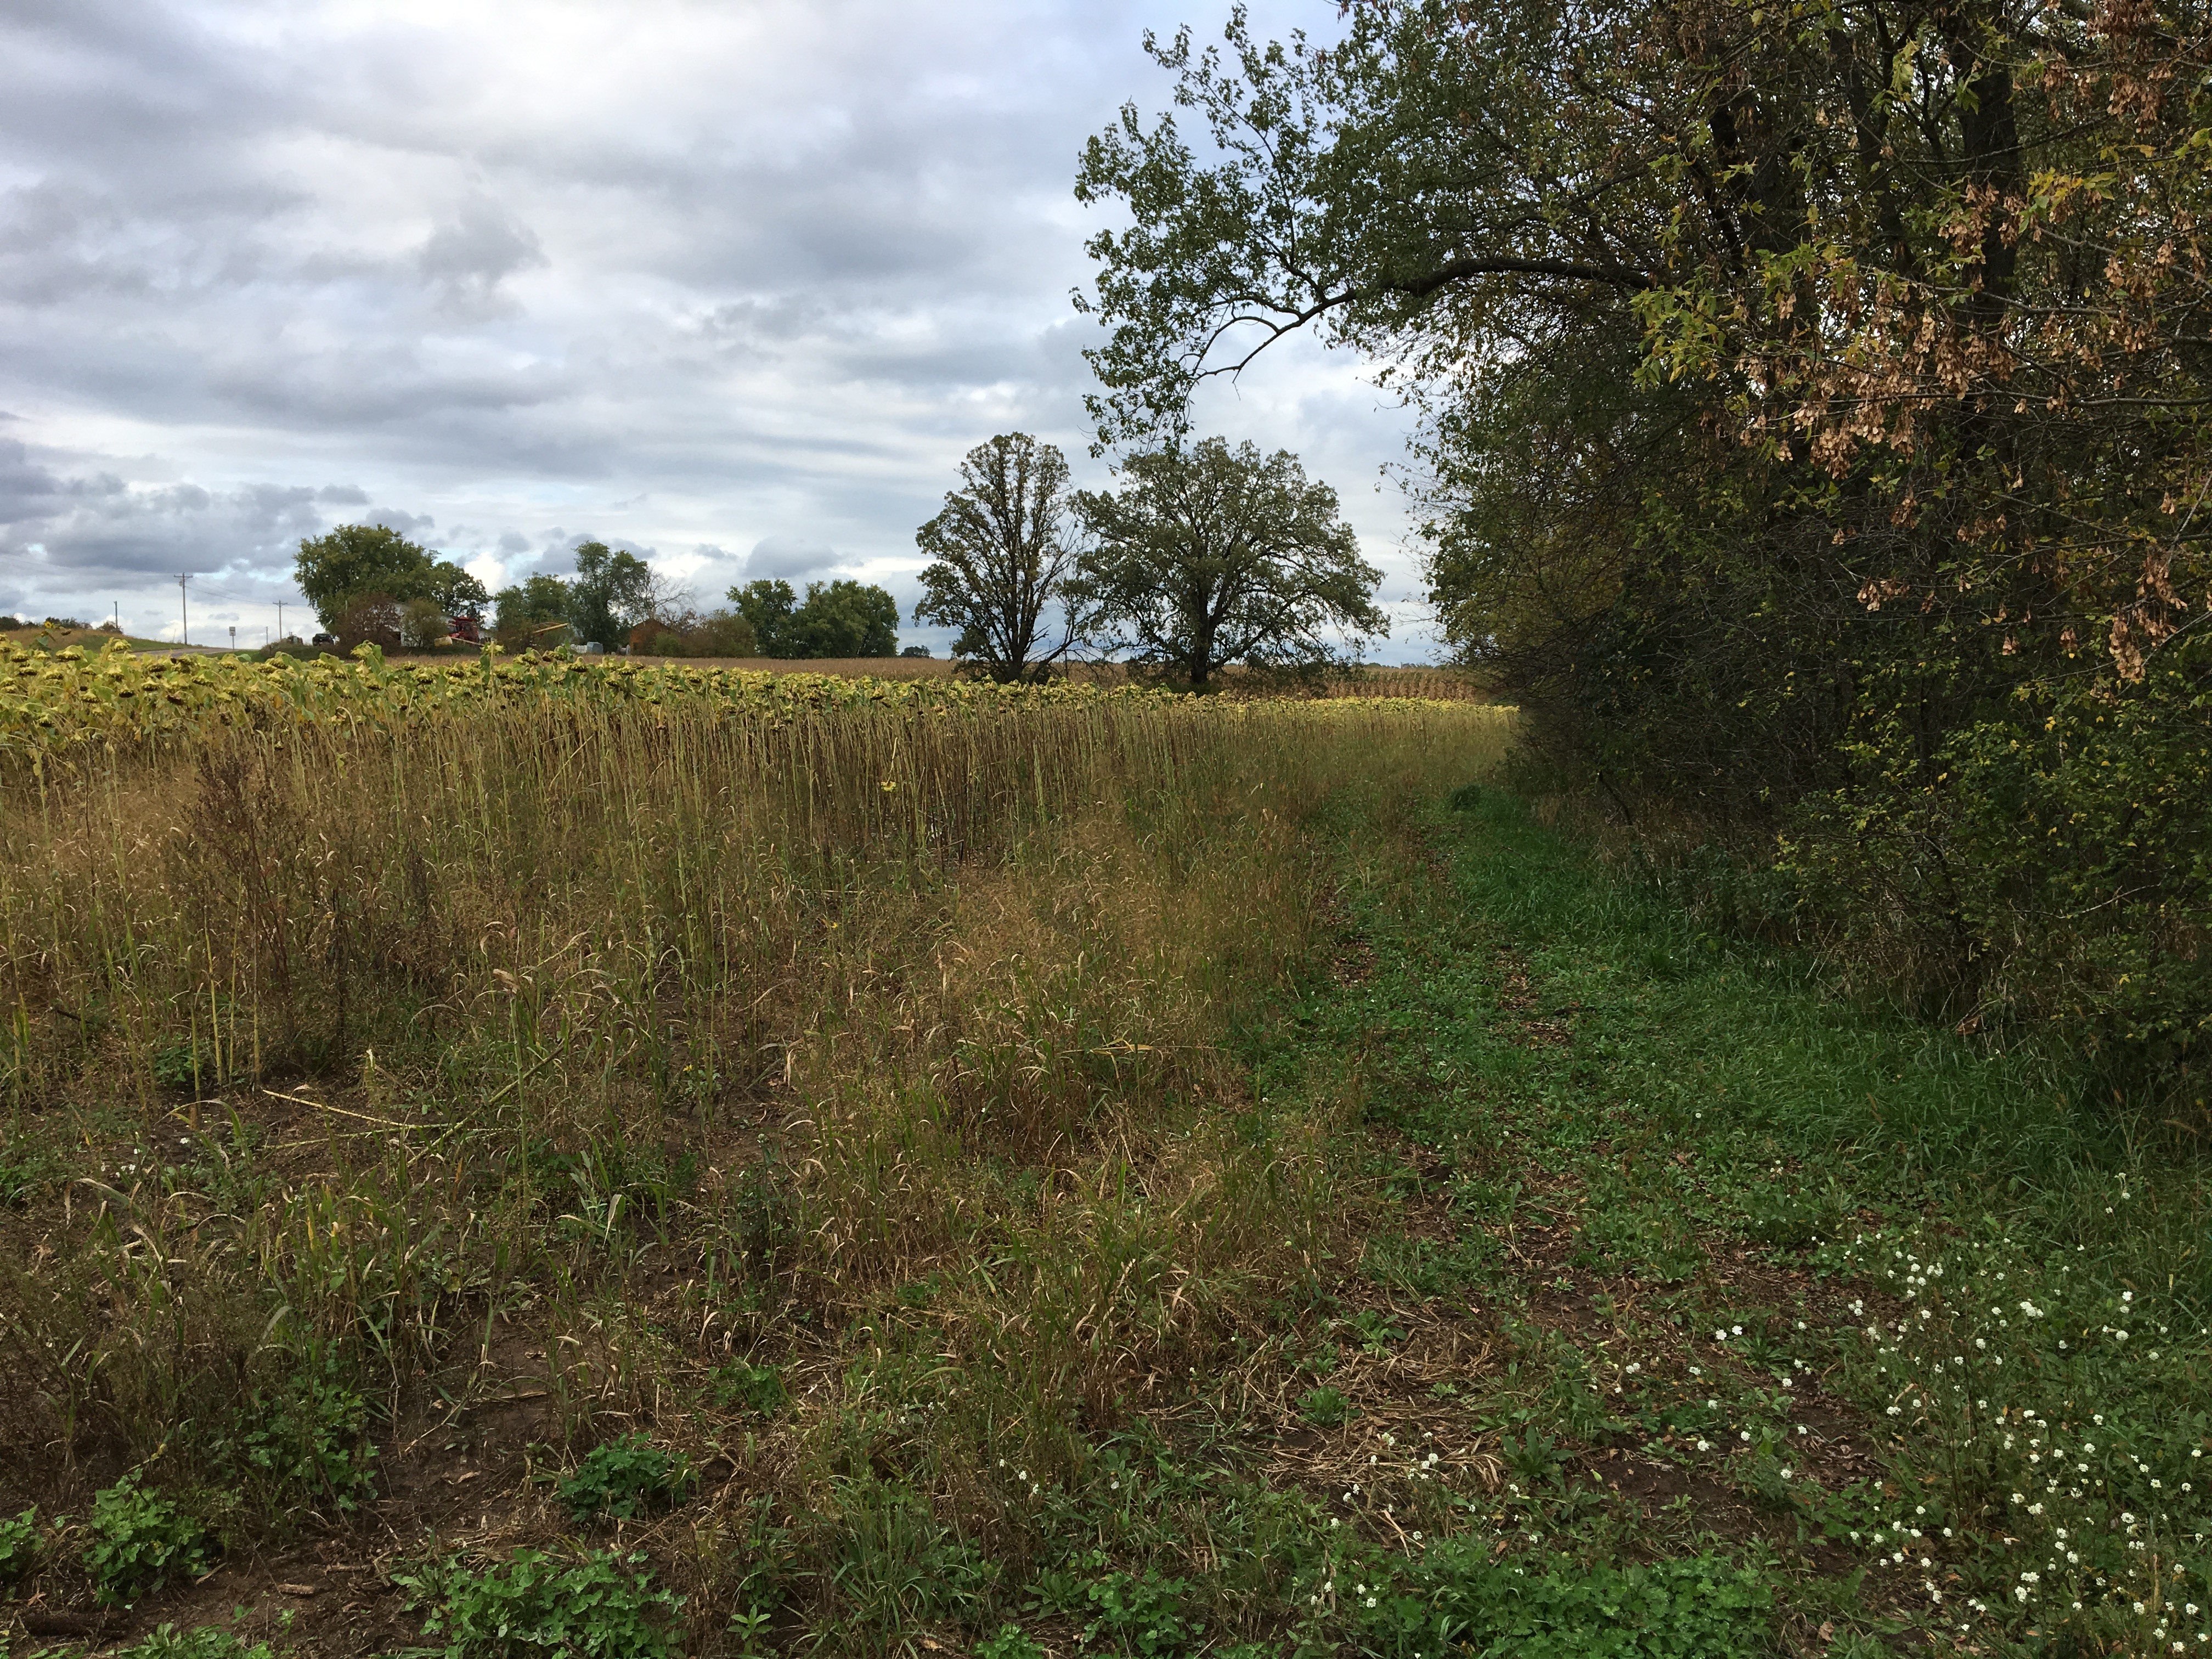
[0,639,1178,761]
[2,641,1494,761]
[605,654,1491,701]
[617,652,960,679]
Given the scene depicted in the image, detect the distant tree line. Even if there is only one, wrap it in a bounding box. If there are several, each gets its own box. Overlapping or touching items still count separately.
[290,426,1395,682]
[912,430,1385,685]
[293,525,493,650]
[296,528,909,659]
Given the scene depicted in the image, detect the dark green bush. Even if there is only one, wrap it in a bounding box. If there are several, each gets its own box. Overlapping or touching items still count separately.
[83,1476,212,1606]
[556,1434,695,1522]
[395,1548,681,1659]
[711,1359,788,1416]
[0,1505,39,1587]
[222,1349,379,1515]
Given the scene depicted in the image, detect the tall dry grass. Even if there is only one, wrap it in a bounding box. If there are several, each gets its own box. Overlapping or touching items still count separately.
[0,694,1507,1646]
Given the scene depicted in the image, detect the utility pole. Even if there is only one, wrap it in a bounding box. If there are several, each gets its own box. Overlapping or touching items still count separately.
[112,601,120,632]
[178,573,190,646]
[276,600,284,641]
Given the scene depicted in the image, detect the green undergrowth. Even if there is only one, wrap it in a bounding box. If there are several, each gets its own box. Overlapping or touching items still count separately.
[1253,785,2209,1656]
[394,1547,681,1659]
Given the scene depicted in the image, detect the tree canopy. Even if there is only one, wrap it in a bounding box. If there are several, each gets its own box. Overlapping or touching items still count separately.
[914,433,1090,682]
[1073,437,1385,686]
[492,574,574,644]
[1077,0,2212,1063]
[568,541,654,651]
[730,578,900,658]
[295,524,488,628]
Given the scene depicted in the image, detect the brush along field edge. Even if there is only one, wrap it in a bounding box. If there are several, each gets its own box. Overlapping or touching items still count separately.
[0,696,1505,1651]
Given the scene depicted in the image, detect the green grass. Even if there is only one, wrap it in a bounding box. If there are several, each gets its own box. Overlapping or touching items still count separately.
[1238,783,2210,1655]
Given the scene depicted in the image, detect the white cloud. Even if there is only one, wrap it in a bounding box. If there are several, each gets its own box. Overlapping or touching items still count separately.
[0,0,1435,656]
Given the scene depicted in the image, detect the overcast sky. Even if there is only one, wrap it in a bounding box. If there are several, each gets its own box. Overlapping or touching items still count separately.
[0,0,1434,655]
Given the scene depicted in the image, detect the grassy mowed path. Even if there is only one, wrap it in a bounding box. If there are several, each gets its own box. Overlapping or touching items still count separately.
[1234,785,2210,1657]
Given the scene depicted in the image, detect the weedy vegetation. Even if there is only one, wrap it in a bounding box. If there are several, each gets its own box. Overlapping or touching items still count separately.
[0,646,2203,1658]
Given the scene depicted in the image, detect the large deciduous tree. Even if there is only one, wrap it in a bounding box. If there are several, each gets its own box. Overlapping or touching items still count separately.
[914,433,1090,682]
[424,561,490,623]
[729,577,901,658]
[567,541,655,651]
[492,574,574,645]
[1073,437,1385,686]
[296,524,484,628]
[787,579,900,657]
[1076,0,2212,1064]
[730,579,803,656]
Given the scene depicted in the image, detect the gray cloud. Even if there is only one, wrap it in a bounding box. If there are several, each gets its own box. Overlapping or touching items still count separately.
[0,1,1434,654]
[418,198,546,319]
[743,537,843,584]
